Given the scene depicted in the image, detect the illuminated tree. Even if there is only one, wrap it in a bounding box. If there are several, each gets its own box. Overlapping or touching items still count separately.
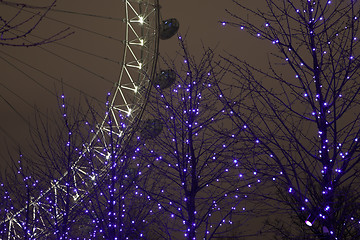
[221,0,360,239]
[137,38,260,239]
[0,96,92,239]
[0,93,159,239]
[79,111,158,239]
[0,157,44,239]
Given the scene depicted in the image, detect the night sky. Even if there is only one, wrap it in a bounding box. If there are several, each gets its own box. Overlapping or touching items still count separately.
[0,0,269,169]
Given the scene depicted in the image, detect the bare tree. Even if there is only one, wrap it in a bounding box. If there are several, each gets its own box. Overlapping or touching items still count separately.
[136,38,261,239]
[0,92,162,239]
[78,110,159,239]
[0,0,72,47]
[0,155,44,239]
[0,95,93,239]
[221,0,360,239]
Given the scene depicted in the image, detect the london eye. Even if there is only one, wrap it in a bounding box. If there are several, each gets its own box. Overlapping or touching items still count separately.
[0,0,179,238]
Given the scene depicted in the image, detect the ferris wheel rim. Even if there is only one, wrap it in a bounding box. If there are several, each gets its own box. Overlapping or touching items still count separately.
[100,0,160,135]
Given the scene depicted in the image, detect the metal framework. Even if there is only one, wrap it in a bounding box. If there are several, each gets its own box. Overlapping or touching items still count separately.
[2,0,160,238]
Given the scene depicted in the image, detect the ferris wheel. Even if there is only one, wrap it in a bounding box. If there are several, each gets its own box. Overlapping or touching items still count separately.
[0,0,179,238]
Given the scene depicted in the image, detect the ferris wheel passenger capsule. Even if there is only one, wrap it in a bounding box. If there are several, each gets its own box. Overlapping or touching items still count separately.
[159,18,179,40]
[140,119,163,139]
[154,69,176,89]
